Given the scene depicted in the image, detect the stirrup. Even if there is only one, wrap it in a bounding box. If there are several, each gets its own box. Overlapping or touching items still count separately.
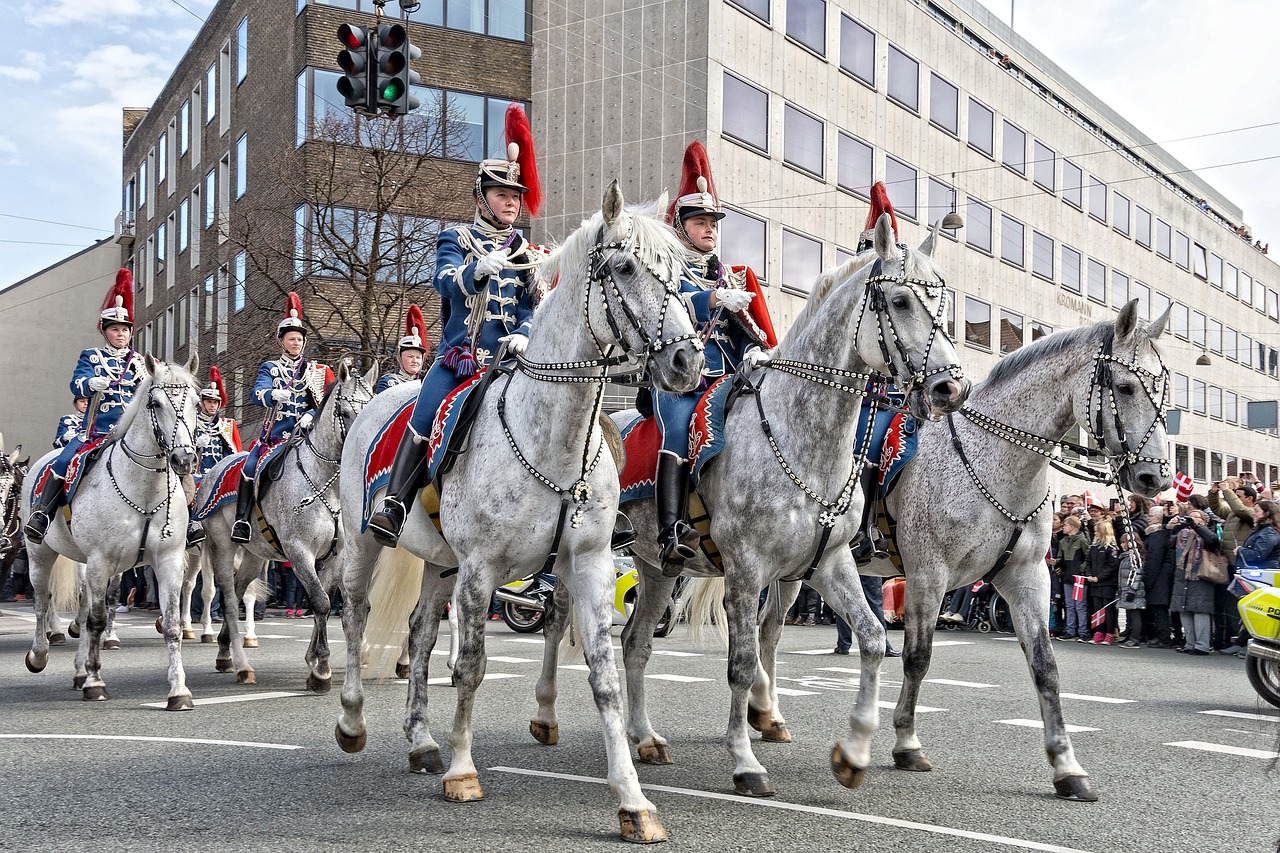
[368,498,406,548]
[186,521,206,548]
[230,519,253,543]
[611,512,637,552]
[24,511,51,544]
[659,522,699,576]
[852,536,889,563]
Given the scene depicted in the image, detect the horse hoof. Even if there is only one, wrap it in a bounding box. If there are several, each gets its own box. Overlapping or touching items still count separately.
[72,674,87,689]
[830,745,867,790]
[201,634,216,644]
[1054,775,1098,802]
[618,808,668,844]
[308,673,332,694]
[103,639,121,651]
[747,705,770,733]
[442,773,484,802]
[732,771,776,797]
[215,657,234,673]
[68,623,80,639]
[409,747,445,774]
[83,685,109,702]
[637,742,674,765]
[335,724,367,754]
[154,618,164,634]
[182,629,196,640]
[24,650,46,673]
[761,722,793,743]
[47,632,66,646]
[236,670,256,685]
[166,694,195,712]
[529,720,559,745]
[243,636,258,649]
[395,662,411,679]
[892,748,933,772]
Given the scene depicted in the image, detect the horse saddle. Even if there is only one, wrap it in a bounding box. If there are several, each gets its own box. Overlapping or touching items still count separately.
[30,435,110,508]
[191,442,290,522]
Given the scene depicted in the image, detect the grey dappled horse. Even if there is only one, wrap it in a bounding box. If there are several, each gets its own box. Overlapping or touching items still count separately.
[193,360,375,688]
[21,356,202,709]
[541,215,970,797]
[336,184,702,843]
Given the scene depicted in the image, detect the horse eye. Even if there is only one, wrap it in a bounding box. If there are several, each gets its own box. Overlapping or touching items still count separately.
[1116,382,1135,395]
[891,295,909,310]
[616,259,635,276]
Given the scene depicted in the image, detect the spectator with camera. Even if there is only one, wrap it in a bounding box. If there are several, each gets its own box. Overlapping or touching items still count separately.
[1142,505,1177,647]
[1168,507,1221,655]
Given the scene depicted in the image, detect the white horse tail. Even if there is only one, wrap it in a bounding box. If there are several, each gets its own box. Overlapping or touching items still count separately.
[679,577,729,648]
[49,555,80,612]
[363,546,425,679]
[556,585,586,664]
[245,576,267,601]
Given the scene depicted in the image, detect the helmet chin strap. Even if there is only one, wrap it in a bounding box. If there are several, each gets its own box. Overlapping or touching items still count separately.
[476,191,521,229]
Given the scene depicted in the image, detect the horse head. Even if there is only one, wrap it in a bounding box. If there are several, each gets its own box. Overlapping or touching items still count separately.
[318,359,377,448]
[855,214,970,419]
[142,354,202,476]
[1080,299,1172,498]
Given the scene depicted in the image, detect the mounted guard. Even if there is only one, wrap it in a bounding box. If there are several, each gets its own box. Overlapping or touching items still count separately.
[654,140,776,574]
[26,269,146,545]
[374,304,427,394]
[53,396,90,449]
[196,367,242,473]
[367,104,544,547]
[230,293,334,543]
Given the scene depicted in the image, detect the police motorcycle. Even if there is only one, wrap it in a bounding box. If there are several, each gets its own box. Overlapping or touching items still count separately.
[1233,566,1280,708]
[496,556,643,634]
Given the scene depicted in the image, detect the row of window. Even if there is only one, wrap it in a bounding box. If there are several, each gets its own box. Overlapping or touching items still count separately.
[946,291,1053,356]
[135,247,246,362]
[1174,445,1278,489]
[299,0,527,42]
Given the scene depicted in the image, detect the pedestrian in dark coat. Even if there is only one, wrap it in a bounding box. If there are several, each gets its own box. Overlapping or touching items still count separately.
[1142,507,1176,646]
[1168,509,1220,654]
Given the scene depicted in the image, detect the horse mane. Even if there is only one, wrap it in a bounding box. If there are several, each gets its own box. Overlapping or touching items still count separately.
[981,322,1111,390]
[540,197,684,295]
[102,360,198,445]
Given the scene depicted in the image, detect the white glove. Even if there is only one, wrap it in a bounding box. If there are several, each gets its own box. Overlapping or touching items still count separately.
[195,432,213,448]
[87,376,110,392]
[297,413,314,430]
[715,288,753,313]
[743,346,772,368]
[270,389,291,404]
[475,249,510,279]
[499,333,529,356]
[61,429,78,443]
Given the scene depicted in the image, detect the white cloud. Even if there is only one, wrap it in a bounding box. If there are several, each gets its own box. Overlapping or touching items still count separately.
[67,44,172,104]
[0,66,39,82]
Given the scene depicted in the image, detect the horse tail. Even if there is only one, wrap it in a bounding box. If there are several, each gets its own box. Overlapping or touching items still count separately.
[556,583,585,664]
[49,555,80,612]
[244,576,267,602]
[362,546,425,679]
[680,577,728,648]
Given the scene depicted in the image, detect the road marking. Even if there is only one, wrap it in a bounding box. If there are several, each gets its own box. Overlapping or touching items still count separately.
[789,648,840,655]
[817,666,861,674]
[1166,740,1280,759]
[559,664,591,672]
[486,656,535,664]
[489,766,1094,853]
[997,719,1099,733]
[503,637,546,645]
[0,733,303,751]
[245,634,293,639]
[925,678,998,689]
[646,674,712,683]
[652,650,702,657]
[1059,693,1134,704]
[994,636,1021,642]
[293,638,346,644]
[139,691,303,709]
[879,701,945,712]
[1199,709,1280,722]
[425,673,522,686]
[930,640,975,647]
[774,687,820,696]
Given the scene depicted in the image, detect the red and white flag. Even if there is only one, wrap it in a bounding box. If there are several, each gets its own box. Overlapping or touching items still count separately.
[1173,471,1194,501]
[1072,575,1087,602]
[1089,606,1107,629]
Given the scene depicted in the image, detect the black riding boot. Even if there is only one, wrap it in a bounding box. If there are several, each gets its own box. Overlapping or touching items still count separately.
[230,475,256,543]
[851,466,889,563]
[611,511,637,551]
[657,452,699,577]
[24,474,66,544]
[368,431,430,549]
[186,518,206,548]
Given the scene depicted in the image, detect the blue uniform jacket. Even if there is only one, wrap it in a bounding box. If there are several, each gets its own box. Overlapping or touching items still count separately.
[679,254,757,378]
[71,346,144,438]
[53,413,83,449]
[196,413,240,474]
[433,225,535,371]
[250,356,331,444]
[374,370,419,395]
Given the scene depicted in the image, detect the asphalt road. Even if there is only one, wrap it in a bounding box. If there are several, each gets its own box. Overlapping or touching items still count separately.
[0,604,1276,853]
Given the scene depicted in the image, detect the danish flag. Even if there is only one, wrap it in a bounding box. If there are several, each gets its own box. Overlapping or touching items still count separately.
[1173,471,1194,501]
[1071,575,1087,602]
[1089,604,1111,629]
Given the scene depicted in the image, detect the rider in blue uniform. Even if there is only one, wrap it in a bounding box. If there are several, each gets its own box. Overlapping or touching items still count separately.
[230,292,334,543]
[654,142,774,574]
[367,105,543,548]
[52,397,89,449]
[26,269,146,545]
[195,366,242,475]
[374,304,427,395]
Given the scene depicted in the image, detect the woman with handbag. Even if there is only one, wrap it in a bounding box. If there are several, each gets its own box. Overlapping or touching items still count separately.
[1168,508,1222,655]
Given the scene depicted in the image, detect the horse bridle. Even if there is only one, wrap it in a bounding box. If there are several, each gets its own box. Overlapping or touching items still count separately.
[288,369,375,519]
[1086,333,1170,477]
[0,457,20,556]
[119,380,198,473]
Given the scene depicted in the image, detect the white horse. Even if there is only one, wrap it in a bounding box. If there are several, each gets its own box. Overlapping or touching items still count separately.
[22,356,201,709]
[193,360,374,687]
[539,216,971,797]
[336,184,703,843]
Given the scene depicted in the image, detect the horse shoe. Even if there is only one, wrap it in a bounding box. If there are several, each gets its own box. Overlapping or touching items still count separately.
[335,724,367,755]
[442,773,485,802]
[242,636,258,648]
[618,808,667,844]
[529,720,559,746]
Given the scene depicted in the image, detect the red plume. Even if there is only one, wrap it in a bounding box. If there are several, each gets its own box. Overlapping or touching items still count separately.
[863,181,898,241]
[285,291,303,323]
[504,104,541,217]
[405,304,426,340]
[667,141,717,224]
[98,268,135,328]
[209,366,228,407]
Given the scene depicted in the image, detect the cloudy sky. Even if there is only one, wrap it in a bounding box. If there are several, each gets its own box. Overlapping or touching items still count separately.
[0,0,1277,289]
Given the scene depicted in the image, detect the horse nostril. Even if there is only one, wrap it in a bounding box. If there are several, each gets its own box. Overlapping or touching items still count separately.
[672,346,688,375]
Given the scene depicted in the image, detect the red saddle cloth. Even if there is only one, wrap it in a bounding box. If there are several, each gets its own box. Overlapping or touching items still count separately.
[30,435,110,505]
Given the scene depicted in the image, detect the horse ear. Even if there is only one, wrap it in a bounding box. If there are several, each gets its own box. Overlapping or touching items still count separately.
[918,219,941,258]
[874,213,900,263]
[336,358,351,383]
[145,353,160,376]
[185,351,199,375]
[362,362,380,386]
[1147,302,1171,340]
[1115,299,1141,344]
[7,448,18,465]
[603,180,624,225]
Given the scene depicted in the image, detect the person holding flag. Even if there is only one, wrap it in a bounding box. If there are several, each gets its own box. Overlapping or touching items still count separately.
[1053,514,1091,642]
[1085,518,1120,644]
[374,304,427,394]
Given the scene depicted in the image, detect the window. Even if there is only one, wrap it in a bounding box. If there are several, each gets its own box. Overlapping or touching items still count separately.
[926,178,956,234]
[723,73,768,151]
[1174,445,1189,476]
[235,134,247,198]
[1270,289,1280,321]
[1001,121,1025,175]
[179,100,190,156]
[1156,219,1171,259]
[1032,140,1054,191]
[786,0,825,55]
[783,104,823,176]
[839,15,874,85]
[236,16,248,83]
[156,222,167,270]
[1111,270,1130,310]
[929,74,958,134]
[721,208,766,277]
[178,198,189,254]
[1087,177,1106,222]
[1225,391,1238,424]
[1208,318,1222,354]
[1087,259,1106,303]
[782,229,822,293]
[1062,160,1082,207]
[1000,215,1024,267]
[203,274,214,330]
[1061,246,1082,293]
[1225,261,1239,298]
[835,246,855,267]
[730,0,770,22]
[1211,450,1224,480]
[233,251,246,312]
[205,63,216,124]
[886,45,918,111]
[1191,310,1206,347]
[837,133,872,197]
[1152,291,1172,324]
[1241,334,1253,368]
[966,198,991,252]
[964,296,991,350]
[999,309,1024,354]
[1209,253,1223,288]
[204,169,215,228]
[945,288,956,339]
[1175,231,1190,269]
[1134,281,1150,320]
[967,99,994,157]
[1030,320,1052,342]
[1192,243,1208,279]
[218,154,230,242]
[157,132,168,187]
[1224,327,1237,361]
[138,160,148,211]
[885,157,916,219]
[1113,192,1130,235]
[1192,380,1207,416]
[1193,447,1207,481]
[1134,206,1151,248]
[1031,231,1053,279]
[1173,373,1189,409]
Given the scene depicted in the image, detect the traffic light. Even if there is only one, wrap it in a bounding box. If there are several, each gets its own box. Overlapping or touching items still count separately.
[336,24,376,114]
[375,24,421,116]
